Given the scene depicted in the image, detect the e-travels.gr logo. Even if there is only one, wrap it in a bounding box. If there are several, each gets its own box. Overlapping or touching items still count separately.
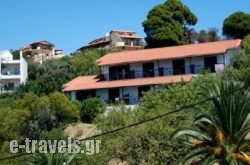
[10,137,101,155]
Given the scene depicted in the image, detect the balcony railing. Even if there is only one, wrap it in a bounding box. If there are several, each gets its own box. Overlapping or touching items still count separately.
[1,68,20,75]
[99,65,206,81]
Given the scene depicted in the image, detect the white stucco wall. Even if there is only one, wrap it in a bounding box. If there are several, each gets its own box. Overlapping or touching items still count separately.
[96,89,109,102]
[130,63,143,78]
[159,60,173,75]
[0,51,13,61]
[185,58,191,74]
[122,86,138,105]
[217,54,224,64]
[190,57,204,66]
[190,57,204,74]
[225,49,237,66]
[20,57,28,84]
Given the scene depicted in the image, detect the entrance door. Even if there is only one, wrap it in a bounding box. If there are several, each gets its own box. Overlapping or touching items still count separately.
[109,88,120,103]
[204,56,217,72]
[173,60,185,75]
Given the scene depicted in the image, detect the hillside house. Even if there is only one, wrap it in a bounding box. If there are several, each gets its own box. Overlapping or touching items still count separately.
[64,39,241,105]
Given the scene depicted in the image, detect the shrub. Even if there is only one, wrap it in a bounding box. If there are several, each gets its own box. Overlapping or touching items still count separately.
[80,98,106,123]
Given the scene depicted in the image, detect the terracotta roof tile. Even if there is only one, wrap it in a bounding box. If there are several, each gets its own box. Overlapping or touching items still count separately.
[31,40,54,46]
[110,30,135,33]
[96,39,241,66]
[62,74,193,92]
[118,34,142,39]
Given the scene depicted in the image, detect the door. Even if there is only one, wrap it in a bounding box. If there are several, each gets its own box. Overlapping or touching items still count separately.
[109,88,120,103]
[143,62,154,77]
[173,60,185,75]
[204,56,217,72]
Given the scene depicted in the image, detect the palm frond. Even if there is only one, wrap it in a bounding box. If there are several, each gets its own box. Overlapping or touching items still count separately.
[201,155,218,165]
[171,128,212,142]
[176,147,209,165]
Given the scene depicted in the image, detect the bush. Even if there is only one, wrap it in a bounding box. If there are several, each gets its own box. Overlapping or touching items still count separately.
[80,98,106,123]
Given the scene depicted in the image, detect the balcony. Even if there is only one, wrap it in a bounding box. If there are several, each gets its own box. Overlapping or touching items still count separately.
[1,68,20,76]
[1,68,20,79]
[100,65,205,81]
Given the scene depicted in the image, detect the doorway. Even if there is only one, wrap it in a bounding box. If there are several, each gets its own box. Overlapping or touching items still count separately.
[143,62,154,77]
[173,59,185,75]
[109,88,120,103]
[204,56,217,72]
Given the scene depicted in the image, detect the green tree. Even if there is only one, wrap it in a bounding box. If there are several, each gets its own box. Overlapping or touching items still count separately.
[80,97,106,123]
[49,92,80,124]
[223,11,250,39]
[10,50,21,60]
[243,35,250,54]
[207,27,220,42]
[16,59,73,95]
[142,0,197,48]
[196,29,207,43]
[70,49,106,77]
[14,92,79,139]
[196,28,220,43]
[0,108,30,141]
[222,35,250,84]
[92,80,207,164]
[171,81,250,164]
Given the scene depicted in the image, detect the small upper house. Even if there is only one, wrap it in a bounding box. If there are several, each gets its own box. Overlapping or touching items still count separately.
[20,40,64,63]
[63,39,241,105]
[0,50,28,93]
[77,30,143,52]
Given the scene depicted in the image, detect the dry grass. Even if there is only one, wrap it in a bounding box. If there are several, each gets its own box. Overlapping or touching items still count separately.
[64,123,100,140]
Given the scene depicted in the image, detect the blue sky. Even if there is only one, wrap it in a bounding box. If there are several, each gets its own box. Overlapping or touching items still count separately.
[0,0,249,54]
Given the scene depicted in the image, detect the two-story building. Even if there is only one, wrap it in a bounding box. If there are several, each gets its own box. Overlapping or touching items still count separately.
[63,39,241,105]
[21,40,64,63]
[77,30,143,52]
[0,50,28,93]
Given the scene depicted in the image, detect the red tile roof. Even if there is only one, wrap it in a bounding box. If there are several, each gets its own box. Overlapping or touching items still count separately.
[96,39,241,66]
[118,34,142,39]
[30,40,54,46]
[62,74,193,92]
[88,37,110,45]
[110,30,136,34]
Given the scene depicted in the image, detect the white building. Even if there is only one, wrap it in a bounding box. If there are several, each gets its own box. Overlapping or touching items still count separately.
[0,50,28,93]
[63,39,241,105]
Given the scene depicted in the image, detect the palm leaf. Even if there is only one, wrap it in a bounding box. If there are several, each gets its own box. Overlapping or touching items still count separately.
[176,147,209,165]
[201,155,218,165]
[171,128,212,142]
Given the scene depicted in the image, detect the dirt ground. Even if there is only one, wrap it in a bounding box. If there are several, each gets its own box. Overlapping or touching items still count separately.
[64,123,100,140]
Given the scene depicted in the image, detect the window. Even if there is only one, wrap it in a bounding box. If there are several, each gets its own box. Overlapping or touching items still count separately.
[7,82,14,90]
[143,62,154,77]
